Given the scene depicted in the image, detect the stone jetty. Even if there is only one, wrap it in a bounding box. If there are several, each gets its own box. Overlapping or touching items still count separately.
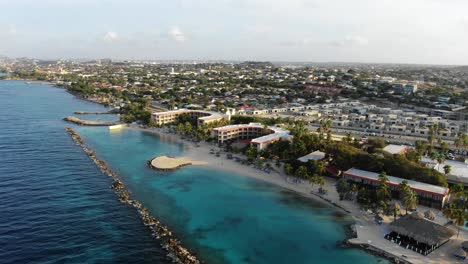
[74,108,120,115]
[63,116,118,126]
[66,128,201,264]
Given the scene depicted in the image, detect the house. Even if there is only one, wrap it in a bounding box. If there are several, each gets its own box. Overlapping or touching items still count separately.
[383,144,409,155]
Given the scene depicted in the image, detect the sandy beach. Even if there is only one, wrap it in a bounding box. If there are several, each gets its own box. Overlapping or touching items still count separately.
[149,155,207,170]
[136,126,466,264]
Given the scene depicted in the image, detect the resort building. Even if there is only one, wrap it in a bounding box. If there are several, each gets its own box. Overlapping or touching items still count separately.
[211,123,292,151]
[152,109,228,126]
[343,168,450,209]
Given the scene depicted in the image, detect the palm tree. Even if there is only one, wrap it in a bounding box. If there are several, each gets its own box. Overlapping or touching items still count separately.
[316,161,326,175]
[316,176,326,192]
[415,140,427,155]
[427,134,435,149]
[377,172,391,203]
[443,204,454,219]
[402,189,417,214]
[436,152,445,170]
[443,164,452,175]
[344,132,353,144]
[391,203,401,221]
[309,174,319,192]
[284,163,293,175]
[453,209,466,238]
[295,166,309,179]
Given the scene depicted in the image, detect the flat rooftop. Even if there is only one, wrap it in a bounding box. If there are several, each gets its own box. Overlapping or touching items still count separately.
[153,109,225,118]
[343,168,449,197]
[422,157,468,184]
[383,144,408,155]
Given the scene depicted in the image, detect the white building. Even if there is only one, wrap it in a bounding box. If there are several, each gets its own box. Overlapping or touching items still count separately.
[211,123,292,151]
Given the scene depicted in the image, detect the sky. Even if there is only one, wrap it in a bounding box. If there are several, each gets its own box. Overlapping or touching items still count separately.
[0,0,467,65]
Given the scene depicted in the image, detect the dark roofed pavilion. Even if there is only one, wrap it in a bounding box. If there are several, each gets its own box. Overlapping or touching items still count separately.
[385,212,456,255]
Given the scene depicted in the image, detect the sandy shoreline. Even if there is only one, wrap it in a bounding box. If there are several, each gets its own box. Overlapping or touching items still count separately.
[137,126,466,264]
[137,126,335,207]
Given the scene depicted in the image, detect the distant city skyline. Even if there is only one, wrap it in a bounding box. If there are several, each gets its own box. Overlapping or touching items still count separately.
[1,0,468,65]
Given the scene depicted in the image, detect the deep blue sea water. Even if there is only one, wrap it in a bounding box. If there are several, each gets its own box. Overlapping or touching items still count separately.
[0,81,169,264]
[0,81,387,264]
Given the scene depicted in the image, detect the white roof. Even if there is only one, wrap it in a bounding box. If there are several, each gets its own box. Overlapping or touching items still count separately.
[251,126,291,144]
[153,109,225,119]
[344,168,448,196]
[213,123,263,131]
[422,158,468,184]
[298,151,326,162]
[383,144,408,155]
[214,123,292,144]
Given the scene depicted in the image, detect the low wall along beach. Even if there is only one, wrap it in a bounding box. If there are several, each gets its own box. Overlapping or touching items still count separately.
[65,128,201,264]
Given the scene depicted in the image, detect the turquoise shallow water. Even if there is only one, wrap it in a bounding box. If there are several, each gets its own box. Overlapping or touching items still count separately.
[78,127,388,264]
[0,80,387,264]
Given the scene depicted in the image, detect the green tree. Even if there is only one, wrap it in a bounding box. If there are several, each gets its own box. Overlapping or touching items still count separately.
[443,164,452,175]
[295,166,309,179]
[184,122,193,135]
[436,152,445,170]
[415,140,427,155]
[316,176,326,192]
[377,171,391,203]
[309,174,319,191]
[245,146,257,161]
[316,161,326,175]
[402,188,417,214]
[177,123,185,134]
[284,163,293,175]
[336,177,351,200]
[343,132,353,144]
[452,209,466,238]
[391,203,401,221]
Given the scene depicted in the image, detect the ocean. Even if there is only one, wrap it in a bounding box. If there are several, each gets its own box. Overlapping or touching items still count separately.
[0,80,387,264]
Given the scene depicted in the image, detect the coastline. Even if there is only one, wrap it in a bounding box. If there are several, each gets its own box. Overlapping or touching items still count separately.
[65,127,201,264]
[139,126,413,264]
[52,82,426,263]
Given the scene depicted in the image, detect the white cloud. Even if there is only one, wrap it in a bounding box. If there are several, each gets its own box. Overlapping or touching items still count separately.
[102,31,119,43]
[330,35,369,47]
[345,35,369,45]
[168,26,186,43]
[0,24,17,37]
[461,16,468,30]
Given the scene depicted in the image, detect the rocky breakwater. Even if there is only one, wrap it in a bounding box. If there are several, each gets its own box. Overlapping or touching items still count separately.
[63,116,118,126]
[65,127,201,264]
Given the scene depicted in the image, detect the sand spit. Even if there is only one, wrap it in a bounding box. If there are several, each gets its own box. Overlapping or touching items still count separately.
[149,155,207,171]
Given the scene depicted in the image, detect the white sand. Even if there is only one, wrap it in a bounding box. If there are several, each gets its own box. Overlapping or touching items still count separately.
[150,155,207,170]
[135,126,466,264]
